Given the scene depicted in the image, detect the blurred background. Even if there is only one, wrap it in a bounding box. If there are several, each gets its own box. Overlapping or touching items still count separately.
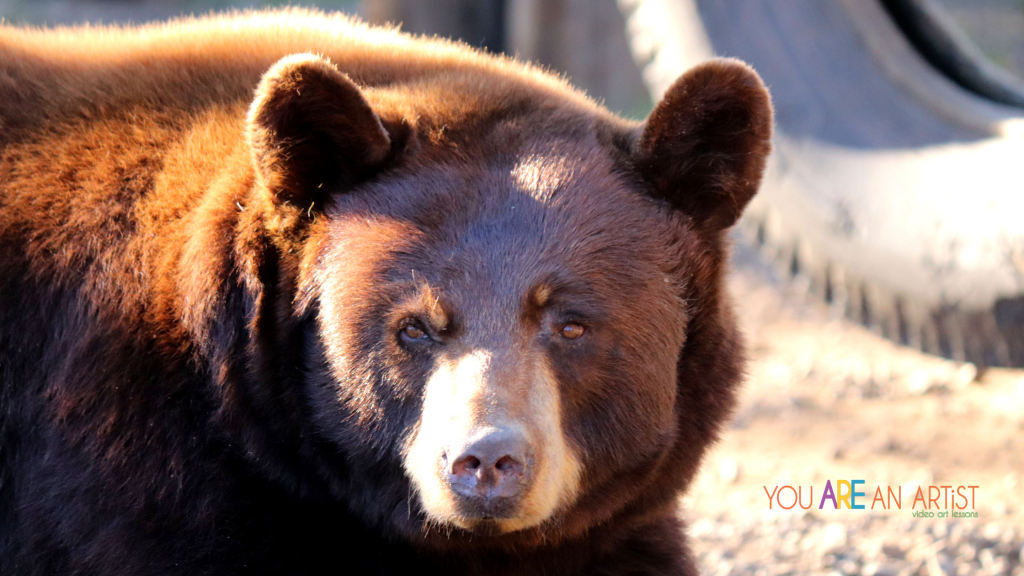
[929,0,1024,79]
[4,1,1023,574]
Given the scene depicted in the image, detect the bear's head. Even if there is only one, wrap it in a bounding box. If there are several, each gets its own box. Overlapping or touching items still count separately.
[232,52,771,549]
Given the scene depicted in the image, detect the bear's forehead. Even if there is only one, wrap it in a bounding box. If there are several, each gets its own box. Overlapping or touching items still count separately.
[326,132,667,265]
[509,150,574,205]
[318,135,681,322]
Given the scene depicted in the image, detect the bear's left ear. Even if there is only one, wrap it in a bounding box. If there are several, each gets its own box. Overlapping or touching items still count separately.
[634,58,773,232]
[247,53,392,212]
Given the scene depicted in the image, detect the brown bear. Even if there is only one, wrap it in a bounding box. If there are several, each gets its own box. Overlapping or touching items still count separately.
[0,9,771,576]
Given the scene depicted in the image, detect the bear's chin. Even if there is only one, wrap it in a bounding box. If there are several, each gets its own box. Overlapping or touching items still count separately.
[447,515,540,537]
[413,480,571,538]
[421,498,556,537]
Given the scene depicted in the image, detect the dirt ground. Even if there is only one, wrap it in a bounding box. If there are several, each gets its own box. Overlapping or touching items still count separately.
[681,243,1024,575]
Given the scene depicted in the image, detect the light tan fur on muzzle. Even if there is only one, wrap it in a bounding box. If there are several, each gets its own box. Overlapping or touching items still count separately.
[404,349,582,533]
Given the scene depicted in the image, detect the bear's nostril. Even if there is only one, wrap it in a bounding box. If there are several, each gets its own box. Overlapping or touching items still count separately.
[451,454,481,475]
[494,455,520,474]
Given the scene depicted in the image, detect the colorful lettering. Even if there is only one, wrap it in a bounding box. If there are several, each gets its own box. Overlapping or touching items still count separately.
[871,486,886,510]
[850,479,865,509]
[819,480,837,510]
[888,486,901,509]
[836,480,852,509]
[912,486,926,509]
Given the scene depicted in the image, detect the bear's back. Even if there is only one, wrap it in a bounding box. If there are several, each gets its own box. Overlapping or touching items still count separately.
[0,9,598,140]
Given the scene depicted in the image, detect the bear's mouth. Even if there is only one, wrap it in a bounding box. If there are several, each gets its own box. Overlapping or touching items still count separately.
[450,489,522,522]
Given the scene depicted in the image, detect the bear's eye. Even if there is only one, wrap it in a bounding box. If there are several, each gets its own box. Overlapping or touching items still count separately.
[401,324,430,342]
[560,323,585,340]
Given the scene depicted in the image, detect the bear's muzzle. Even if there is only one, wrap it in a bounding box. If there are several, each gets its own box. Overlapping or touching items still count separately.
[404,349,581,534]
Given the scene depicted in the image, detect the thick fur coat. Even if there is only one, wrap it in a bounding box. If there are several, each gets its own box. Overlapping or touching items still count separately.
[0,10,772,575]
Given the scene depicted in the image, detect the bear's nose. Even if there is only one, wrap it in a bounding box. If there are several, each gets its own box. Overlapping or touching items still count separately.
[446,427,529,504]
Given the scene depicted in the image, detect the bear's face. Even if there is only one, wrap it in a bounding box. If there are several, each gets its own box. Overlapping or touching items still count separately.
[244,53,771,546]
[308,136,690,536]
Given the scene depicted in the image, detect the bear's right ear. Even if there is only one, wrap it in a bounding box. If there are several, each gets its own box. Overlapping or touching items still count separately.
[634,58,773,232]
[247,54,392,212]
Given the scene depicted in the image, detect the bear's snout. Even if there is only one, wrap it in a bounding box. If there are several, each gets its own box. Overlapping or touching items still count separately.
[445,426,532,514]
[404,350,582,533]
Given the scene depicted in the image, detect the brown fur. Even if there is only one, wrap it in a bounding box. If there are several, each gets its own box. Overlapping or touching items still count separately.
[0,9,772,575]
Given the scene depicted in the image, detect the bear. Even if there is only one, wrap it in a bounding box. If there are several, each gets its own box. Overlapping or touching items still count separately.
[0,9,772,576]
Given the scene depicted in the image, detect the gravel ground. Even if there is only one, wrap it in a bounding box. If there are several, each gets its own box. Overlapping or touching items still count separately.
[691,513,1024,576]
[683,244,1024,576]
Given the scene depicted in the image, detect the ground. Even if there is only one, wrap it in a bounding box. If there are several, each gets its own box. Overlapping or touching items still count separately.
[683,241,1024,576]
